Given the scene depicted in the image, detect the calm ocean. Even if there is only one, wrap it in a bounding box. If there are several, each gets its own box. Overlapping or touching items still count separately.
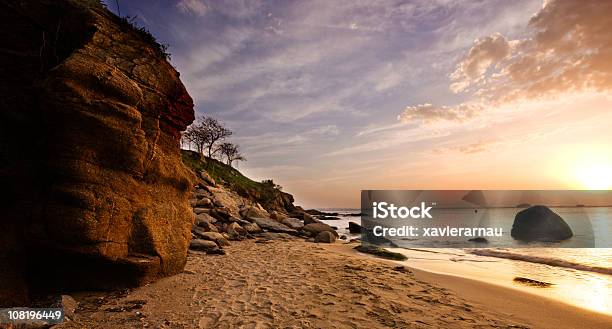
[319,207,612,315]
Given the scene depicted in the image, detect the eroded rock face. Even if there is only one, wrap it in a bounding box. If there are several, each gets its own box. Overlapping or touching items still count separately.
[0,0,195,305]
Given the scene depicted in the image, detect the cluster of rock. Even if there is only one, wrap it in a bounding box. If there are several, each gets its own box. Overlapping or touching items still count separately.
[187,173,341,254]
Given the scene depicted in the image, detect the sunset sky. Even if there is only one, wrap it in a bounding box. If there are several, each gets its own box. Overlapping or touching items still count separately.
[104,0,612,208]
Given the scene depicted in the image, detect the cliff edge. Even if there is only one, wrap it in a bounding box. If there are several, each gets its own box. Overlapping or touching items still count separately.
[0,0,195,306]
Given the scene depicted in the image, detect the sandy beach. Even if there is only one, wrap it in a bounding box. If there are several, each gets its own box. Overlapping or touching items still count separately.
[51,238,611,329]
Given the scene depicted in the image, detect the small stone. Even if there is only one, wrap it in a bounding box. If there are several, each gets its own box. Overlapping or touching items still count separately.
[314,231,336,243]
[189,239,219,252]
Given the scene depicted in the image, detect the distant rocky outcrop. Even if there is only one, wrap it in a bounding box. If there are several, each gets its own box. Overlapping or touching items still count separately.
[1,0,194,306]
[462,190,488,207]
[511,206,573,242]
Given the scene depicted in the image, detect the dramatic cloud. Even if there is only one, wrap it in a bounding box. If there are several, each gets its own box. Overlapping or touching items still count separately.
[104,0,562,206]
[401,0,612,125]
[449,33,511,93]
[459,0,612,102]
[398,103,482,124]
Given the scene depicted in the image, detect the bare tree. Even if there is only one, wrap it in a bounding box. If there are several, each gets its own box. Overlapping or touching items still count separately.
[182,124,206,155]
[182,115,232,158]
[201,116,232,158]
[218,142,245,166]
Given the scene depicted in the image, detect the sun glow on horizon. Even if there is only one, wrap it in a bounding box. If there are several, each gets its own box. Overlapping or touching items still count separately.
[554,145,612,191]
[574,163,612,190]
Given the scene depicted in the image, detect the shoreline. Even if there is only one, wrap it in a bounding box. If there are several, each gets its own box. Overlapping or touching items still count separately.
[384,247,612,316]
[413,268,612,329]
[53,239,612,328]
[331,243,612,329]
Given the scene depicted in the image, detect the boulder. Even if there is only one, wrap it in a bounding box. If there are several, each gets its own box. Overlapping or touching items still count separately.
[195,221,218,233]
[289,211,319,223]
[193,207,210,215]
[511,206,573,241]
[226,222,247,239]
[256,232,295,241]
[361,230,398,247]
[281,217,304,230]
[314,231,336,243]
[199,171,216,186]
[208,187,242,217]
[303,223,338,237]
[249,217,297,234]
[269,210,288,221]
[195,198,212,208]
[210,208,232,222]
[348,222,362,234]
[193,231,231,247]
[240,205,270,219]
[0,0,196,305]
[225,215,243,223]
[195,213,217,225]
[189,239,220,252]
[302,213,321,225]
[243,222,263,234]
[61,295,78,321]
[263,191,297,215]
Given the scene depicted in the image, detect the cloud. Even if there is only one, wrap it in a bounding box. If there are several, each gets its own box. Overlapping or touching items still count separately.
[454,140,494,154]
[177,0,208,16]
[398,103,483,124]
[308,125,340,136]
[452,0,612,102]
[449,33,511,93]
[400,0,612,126]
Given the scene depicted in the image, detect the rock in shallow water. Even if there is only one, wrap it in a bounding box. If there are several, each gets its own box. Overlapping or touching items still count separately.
[511,205,573,242]
[348,222,362,234]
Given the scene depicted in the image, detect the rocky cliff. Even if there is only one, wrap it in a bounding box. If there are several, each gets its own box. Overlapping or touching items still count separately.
[182,150,297,215]
[181,150,340,255]
[0,0,195,306]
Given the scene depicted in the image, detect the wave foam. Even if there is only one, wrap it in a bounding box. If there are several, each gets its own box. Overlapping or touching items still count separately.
[469,250,612,275]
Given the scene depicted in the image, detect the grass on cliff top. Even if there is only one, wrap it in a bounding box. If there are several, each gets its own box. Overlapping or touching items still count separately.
[93,0,171,59]
[354,245,408,261]
[181,150,280,201]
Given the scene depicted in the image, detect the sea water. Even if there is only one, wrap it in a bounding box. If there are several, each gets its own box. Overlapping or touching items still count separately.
[319,208,612,316]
